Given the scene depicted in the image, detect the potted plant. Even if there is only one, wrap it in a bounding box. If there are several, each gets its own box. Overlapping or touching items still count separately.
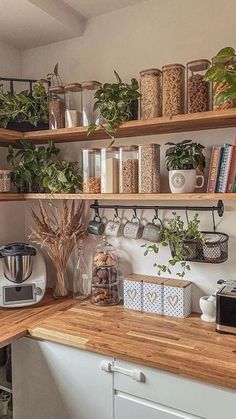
[0,80,49,131]
[87,70,140,143]
[41,160,82,193]
[165,139,205,193]
[142,213,206,278]
[204,47,236,109]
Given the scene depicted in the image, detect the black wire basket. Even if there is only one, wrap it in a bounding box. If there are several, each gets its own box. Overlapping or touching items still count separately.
[170,231,229,264]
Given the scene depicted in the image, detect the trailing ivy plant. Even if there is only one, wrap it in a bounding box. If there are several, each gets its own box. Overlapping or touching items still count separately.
[204,47,236,106]
[0,80,48,128]
[142,213,205,278]
[87,70,140,142]
[165,140,205,172]
[41,160,82,193]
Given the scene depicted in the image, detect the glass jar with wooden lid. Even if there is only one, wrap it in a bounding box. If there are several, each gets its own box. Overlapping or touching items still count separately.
[162,63,185,116]
[187,59,211,113]
[101,146,119,193]
[140,68,162,119]
[82,148,101,193]
[81,80,102,126]
[138,144,160,193]
[64,83,82,128]
[48,85,65,129]
[119,146,139,194]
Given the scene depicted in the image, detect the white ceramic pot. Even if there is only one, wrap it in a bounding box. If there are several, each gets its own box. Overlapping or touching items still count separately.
[199,295,216,322]
[169,169,204,193]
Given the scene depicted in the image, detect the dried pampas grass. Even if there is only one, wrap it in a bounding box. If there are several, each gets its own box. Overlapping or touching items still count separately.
[30,200,87,298]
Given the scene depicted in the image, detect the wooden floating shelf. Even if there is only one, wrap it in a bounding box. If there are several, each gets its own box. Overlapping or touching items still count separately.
[0,109,236,146]
[1,193,236,201]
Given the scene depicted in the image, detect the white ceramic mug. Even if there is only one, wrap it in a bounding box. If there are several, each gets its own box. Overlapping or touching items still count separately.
[105,218,124,237]
[169,169,204,194]
[123,218,144,240]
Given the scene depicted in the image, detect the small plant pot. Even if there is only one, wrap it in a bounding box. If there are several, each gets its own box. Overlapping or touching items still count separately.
[169,169,204,193]
[170,238,200,261]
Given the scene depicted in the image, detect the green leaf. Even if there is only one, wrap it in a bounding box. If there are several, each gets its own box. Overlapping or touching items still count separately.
[214,47,235,62]
[204,66,227,82]
[87,123,97,136]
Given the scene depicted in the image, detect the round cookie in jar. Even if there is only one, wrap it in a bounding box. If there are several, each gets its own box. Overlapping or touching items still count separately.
[93,238,117,267]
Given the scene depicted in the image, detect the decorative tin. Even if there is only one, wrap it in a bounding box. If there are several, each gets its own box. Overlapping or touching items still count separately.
[143,276,165,314]
[123,274,147,311]
[164,279,192,318]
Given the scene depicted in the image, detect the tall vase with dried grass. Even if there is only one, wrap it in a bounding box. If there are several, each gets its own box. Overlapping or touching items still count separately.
[30,200,87,298]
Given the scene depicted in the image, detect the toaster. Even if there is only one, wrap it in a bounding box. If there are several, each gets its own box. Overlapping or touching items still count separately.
[216,285,236,334]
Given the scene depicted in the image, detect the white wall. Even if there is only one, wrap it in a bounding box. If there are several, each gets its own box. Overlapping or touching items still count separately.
[20,0,236,311]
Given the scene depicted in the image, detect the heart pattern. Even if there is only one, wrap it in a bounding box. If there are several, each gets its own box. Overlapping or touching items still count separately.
[127,288,137,301]
[147,291,157,304]
[167,294,179,308]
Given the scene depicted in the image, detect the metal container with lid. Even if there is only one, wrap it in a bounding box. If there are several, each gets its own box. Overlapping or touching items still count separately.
[101,146,119,193]
[119,146,139,193]
[187,59,211,113]
[48,85,65,129]
[81,80,102,126]
[140,68,162,119]
[64,83,82,128]
[82,148,101,193]
[0,243,37,283]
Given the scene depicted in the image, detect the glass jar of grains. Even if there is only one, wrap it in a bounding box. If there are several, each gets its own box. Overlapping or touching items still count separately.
[140,68,162,119]
[162,64,185,116]
[64,83,82,128]
[82,148,101,193]
[138,144,160,193]
[187,59,211,113]
[101,147,119,193]
[119,146,139,194]
[48,86,65,129]
[91,237,120,306]
[81,81,102,126]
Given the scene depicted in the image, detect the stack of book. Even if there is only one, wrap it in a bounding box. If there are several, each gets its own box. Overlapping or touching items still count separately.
[207,143,236,193]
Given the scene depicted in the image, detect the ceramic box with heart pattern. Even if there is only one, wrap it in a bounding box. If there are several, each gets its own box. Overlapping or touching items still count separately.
[123,274,148,311]
[164,279,192,318]
[143,277,165,314]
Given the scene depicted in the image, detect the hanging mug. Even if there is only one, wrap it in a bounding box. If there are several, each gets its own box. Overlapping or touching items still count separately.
[123,215,144,240]
[142,216,163,243]
[105,215,124,237]
[87,215,106,236]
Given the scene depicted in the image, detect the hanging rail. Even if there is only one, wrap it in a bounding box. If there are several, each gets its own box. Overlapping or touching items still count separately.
[90,199,224,217]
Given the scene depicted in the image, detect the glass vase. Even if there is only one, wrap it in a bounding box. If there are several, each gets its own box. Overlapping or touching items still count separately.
[53,267,69,299]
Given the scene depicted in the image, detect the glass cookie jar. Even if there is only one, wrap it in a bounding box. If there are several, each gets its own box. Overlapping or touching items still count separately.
[91,238,120,306]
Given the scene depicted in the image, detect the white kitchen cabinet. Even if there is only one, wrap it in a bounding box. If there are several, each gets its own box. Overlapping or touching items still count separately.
[12,338,113,419]
[115,392,201,419]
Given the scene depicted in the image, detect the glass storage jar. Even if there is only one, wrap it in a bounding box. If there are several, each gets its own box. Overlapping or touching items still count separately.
[138,144,160,193]
[187,59,211,113]
[64,83,82,128]
[101,147,119,193]
[48,85,65,129]
[162,64,185,116]
[91,237,120,306]
[81,80,102,126]
[140,68,162,119]
[119,146,139,194]
[82,148,101,193]
[0,170,11,192]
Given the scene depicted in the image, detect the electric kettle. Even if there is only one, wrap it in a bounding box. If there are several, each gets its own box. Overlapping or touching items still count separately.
[0,243,37,284]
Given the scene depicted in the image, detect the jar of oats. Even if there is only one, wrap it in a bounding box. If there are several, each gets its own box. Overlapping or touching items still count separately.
[162,64,185,116]
[187,59,211,113]
[138,144,160,193]
[140,68,162,119]
[82,148,101,193]
[119,146,139,194]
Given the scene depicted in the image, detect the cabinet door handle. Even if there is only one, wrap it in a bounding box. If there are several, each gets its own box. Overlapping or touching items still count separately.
[100,361,145,383]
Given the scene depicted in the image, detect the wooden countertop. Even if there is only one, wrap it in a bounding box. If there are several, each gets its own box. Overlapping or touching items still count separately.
[29,301,236,391]
[0,290,73,348]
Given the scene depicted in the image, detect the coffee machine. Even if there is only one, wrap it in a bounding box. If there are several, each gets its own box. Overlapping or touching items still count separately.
[0,243,46,308]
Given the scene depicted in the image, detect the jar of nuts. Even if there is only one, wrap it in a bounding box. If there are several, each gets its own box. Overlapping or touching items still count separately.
[138,144,160,193]
[48,86,66,129]
[119,146,139,194]
[90,238,120,306]
[82,148,101,193]
[187,59,211,113]
[162,63,185,116]
[140,68,162,119]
